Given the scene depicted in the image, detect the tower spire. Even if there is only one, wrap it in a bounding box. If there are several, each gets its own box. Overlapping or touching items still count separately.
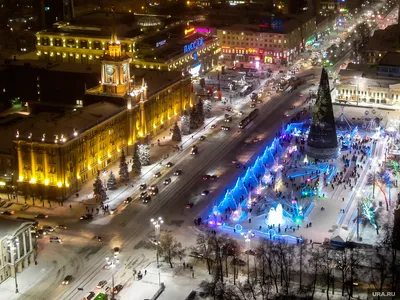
[111,4,117,44]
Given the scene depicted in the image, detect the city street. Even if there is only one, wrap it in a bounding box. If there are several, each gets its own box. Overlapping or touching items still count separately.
[1,1,397,299]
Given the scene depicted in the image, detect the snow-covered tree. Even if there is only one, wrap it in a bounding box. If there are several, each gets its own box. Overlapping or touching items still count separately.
[190,106,199,129]
[118,150,130,182]
[138,144,151,166]
[131,143,142,175]
[203,99,212,118]
[171,122,182,142]
[180,111,190,135]
[93,176,106,200]
[107,171,117,190]
[196,100,205,126]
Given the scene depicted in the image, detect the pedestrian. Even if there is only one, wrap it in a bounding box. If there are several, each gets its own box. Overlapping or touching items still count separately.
[183,262,186,268]
[145,270,147,275]
[69,204,72,210]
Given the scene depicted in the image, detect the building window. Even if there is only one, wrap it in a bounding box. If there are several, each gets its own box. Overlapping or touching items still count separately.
[76,100,83,106]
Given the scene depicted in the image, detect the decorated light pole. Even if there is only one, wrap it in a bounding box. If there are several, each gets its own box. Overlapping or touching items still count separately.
[105,255,119,300]
[241,230,254,282]
[151,217,163,268]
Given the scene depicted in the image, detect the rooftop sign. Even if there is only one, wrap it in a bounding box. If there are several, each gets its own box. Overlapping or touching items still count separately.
[184,37,204,54]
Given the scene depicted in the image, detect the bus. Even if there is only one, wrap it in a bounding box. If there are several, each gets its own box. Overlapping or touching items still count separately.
[239,109,259,129]
[94,293,108,300]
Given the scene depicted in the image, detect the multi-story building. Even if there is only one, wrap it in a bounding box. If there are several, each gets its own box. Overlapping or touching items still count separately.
[334,62,400,106]
[217,14,316,66]
[35,12,220,73]
[0,218,35,283]
[13,33,192,199]
[364,24,400,64]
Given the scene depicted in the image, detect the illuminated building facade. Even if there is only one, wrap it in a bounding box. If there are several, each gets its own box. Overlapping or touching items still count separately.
[14,29,192,199]
[217,15,316,66]
[35,12,220,73]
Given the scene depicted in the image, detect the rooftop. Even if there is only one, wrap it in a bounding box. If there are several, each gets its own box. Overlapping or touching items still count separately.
[378,52,400,67]
[338,63,400,88]
[0,59,101,74]
[38,12,178,40]
[14,102,124,144]
[0,218,33,238]
[217,13,315,34]
[366,24,400,51]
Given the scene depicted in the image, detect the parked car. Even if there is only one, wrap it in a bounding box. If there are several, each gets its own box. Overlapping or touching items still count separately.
[35,214,48,219]
[80,214,93,221]
[92,236,102,242]
[173,169,182,176]
[42,225,54,232]
[50,236,62,243]
[124,197,133,204]
[96,280,107,289]
[62,275,72,285]
[166,162,173,168]
[83,291,95,300]
[113,284,123,294]
[210,124,216,129]
[139,183,147,190]
[199,135,206,141]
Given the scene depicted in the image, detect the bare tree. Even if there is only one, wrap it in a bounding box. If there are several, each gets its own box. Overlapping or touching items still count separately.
[193,231,215,274]
[158,232,185,268]
[305,247,323,298]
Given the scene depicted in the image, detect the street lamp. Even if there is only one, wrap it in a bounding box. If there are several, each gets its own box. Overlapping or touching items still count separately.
[105,255,119,300]
[151,217,163,268]
[241,230,254,282]
[354,76,359,105]
[8,238,19,293]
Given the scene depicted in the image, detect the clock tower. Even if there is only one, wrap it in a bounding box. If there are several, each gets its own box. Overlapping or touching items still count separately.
[100,7,131,95]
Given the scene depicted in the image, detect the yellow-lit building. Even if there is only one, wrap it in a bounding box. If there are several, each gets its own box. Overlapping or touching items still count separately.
[217,14,316,66]
[14,31,192,200]
[35,12,220,73]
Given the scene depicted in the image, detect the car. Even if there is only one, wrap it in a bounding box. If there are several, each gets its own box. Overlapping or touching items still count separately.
[282,113,289,118]
[238,110,244,116]
[104,287,111,294]
[186,202,194,209]
[163,178,171,185]
[35,214,48,219]
[62,275,72,285]
[153,171,161,178]
[173,169,182,176]
[1,210,14,215]
[139,183,147,190]
[96,280,107,289]
[142,195,151,203]
[199,135,206,141]
[250,103,256,108]
[191,145,198,155]
[42,225,54,232]
[202,175,211,180]
[202,190,210,196]
[113,284,123,294]
[124,197,133,204]
[103,263,111,270]
[210,124,216,129]
[109,208,117,215]
[189,251,204,259]
[232,160,238,164]
[93,236,102,242]
[140,191,148,199]
[37,229,47,236]
[235,163,242,168]
[298,93,304,97]
[83,291,96,300]
[166,162,173,168]
[267,91,272,96]
[257,99,262,104]
[222,126,230,131]
[151,187,159,196]
[244,249,257,256]
[50,236,62,243]
[80,214,93,220]
[290,105,296,109]
[114,247,120,255]
[56,224,67,230]
[210,175,218,180]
